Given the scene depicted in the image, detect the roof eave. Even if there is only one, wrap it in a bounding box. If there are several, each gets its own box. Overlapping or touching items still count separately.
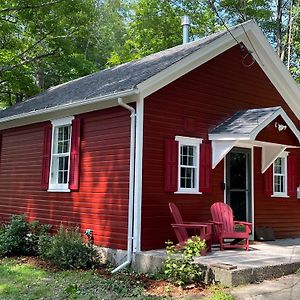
[0,88,139,130]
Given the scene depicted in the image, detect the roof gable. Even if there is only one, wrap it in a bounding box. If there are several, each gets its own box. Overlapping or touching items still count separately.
[209,106,300,142]
[0,20,300,129]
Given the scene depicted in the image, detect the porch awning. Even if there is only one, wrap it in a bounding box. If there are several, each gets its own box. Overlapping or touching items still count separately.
[208,106,300,171]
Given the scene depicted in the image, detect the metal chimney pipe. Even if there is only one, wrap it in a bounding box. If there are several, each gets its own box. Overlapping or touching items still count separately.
[181,15,191,44]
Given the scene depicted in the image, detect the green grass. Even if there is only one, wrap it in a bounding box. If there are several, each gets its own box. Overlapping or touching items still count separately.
[203,285,235,300]
[0,258,165,300]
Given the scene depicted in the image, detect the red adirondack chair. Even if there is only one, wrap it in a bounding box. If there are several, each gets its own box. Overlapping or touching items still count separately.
[210,202,252,251]
[169,202,212,254]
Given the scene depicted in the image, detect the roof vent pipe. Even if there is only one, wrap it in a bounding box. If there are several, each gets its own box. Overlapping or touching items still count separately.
[181,15,191,44]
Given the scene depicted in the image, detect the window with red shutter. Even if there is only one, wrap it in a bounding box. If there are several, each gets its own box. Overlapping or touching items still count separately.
[165,136,203,194]
[48,116,74,192]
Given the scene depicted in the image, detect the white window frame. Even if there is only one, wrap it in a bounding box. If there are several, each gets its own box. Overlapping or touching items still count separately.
[272,152,289,198]
[48,116,74,192]
[175,136,203,194]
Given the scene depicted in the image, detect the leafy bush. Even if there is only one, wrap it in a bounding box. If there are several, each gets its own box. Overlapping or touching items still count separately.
[0,215,51,257]
[164,236,206,286]
[39,225,99,269]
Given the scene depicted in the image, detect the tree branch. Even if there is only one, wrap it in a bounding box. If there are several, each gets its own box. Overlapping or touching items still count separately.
[9,31,53,63]
[0,0,66,13]
[0,48,59,73]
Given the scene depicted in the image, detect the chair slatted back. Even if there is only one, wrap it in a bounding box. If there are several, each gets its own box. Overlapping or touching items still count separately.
[210,202,235,233]
[169,202,189,244]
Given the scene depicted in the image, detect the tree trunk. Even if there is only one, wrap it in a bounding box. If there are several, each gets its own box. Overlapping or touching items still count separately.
[37,67,45,89]
[276,0,283,56]
[286,1,294,69]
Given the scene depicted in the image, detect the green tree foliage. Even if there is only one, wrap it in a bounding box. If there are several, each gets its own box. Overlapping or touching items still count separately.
[0,0,127,107]
[1,0,300,108]
[108,0,217,65]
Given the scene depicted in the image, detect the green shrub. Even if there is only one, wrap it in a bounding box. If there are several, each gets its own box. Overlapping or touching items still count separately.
[27,220,51,256]
[40,225,99,270]
[0,215,51,257]
[164,236,206,286]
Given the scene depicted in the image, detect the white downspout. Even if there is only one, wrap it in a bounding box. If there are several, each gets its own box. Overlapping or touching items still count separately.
[112,97,136,273]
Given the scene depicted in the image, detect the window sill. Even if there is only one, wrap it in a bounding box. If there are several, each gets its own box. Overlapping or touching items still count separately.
[175,191,202,195]
[271,194,289,198]
[47,188,71,193]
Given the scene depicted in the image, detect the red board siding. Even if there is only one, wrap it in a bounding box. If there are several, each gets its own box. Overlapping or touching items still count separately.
[142,45,300,250]
[256,116,299,145]
[254,147,300,237]
[0,106,130,250]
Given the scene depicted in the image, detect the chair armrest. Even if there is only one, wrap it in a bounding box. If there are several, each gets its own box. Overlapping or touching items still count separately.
[171,223,208,229]
[234,221,252,226]
[234,221,252,233]
[171,223,211,238]
[209,220,223,226]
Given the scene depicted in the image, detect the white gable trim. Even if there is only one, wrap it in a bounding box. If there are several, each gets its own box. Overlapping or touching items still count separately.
[137,20,300,120]
[210,107,300,169]
[250,108,300,142]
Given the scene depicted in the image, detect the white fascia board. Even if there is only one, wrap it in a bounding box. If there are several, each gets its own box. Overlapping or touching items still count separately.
[249,109,281,140]
[209,133,251,141]
[241,23,300,119]
[137,29,245,98]
[0,89,139,130]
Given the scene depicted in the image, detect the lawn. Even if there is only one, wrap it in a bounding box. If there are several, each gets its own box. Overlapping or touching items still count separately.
[0,258,163,300]
[0,257,234,300]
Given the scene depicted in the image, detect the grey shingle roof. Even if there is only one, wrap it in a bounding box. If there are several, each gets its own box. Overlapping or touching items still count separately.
[0,28,231,120]
[210,107,282,135]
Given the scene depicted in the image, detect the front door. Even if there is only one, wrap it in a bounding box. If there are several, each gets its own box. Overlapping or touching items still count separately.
[225,147,252,223]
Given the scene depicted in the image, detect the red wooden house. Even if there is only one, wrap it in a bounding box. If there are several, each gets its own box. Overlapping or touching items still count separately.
[0,20,300,267]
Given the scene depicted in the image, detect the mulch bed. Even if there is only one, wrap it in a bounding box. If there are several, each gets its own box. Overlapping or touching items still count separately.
[14,256,209,298]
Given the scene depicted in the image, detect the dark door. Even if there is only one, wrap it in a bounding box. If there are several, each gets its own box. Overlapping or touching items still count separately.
[226,147,252,222]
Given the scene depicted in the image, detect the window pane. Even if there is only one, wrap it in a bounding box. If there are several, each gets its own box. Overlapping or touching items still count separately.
[58,157,64,170]
[57,142,63,153]
[64,126,70,140]
[180,167,195,189]
[274,158,283,174]
[180,145,195,166]
[63,141,69,153]
[58,171,63,184]
[274,175,284,193]
[63,171,68,184]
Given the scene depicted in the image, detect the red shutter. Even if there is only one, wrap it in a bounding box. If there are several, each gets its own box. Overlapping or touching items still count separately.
[288,154,297,197]
[69,118,81,191]
[164,140,178,192]
[199,142,212,193]
[0,133,2,158]
[41,123,52,190]
[263,165,273,196]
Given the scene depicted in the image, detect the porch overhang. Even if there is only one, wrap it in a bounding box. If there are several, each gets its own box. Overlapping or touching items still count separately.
[209,107,300,171]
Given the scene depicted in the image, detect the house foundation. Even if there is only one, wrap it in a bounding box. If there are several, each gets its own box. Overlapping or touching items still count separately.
[131,239,300,287]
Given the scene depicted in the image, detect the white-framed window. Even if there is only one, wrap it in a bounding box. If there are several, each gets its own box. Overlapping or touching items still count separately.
[273,152,288,197]
[175,136,202,194]
[48,116,74,192]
